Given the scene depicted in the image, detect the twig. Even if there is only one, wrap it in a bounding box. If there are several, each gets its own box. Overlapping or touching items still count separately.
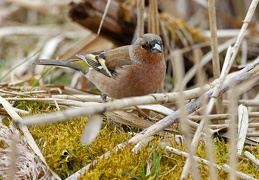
[196,47,217,180]
[228,85,238,180]
[225,0,259,77]
[181,0,259,175]
[227,100,259,106]
[209,121,259,129]
[97,0,111,35]
[237,105,249,155]
[6,97,100,107]
[244,151,259,168]
[136,0,144,37]
[165,146,256,180]
[246,133,259,137]
[174,50,200,180]
[189,112,259,121]
[181,43,230,180]
[208,0,222,115]
[182,49,256,177]
[20,83,216,124]
[208,0,220,78]
[148,0,159,34]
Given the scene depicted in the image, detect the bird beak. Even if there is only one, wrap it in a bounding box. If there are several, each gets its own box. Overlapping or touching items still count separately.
[151,43,162,53]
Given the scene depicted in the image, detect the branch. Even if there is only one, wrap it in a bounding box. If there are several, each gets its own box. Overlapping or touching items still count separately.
[21,82,217,125]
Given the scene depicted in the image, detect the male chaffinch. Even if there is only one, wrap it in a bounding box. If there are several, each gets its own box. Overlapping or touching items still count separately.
[35,33,166,100]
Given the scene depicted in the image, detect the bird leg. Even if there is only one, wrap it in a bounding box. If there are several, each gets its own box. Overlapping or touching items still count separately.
[100,94,107,103]
[100,94,118,125]
[100,94,155,123]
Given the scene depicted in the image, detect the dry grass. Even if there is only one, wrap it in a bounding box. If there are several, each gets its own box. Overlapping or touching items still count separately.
[0,0,259,179]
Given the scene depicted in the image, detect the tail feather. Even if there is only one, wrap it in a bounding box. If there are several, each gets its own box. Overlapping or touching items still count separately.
[34,59,89,74]
[34,59,68,66]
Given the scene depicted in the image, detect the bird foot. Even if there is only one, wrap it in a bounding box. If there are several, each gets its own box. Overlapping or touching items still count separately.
[100,94,107,103]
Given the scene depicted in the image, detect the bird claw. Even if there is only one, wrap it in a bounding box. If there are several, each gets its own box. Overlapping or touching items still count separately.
[100,94,107,103]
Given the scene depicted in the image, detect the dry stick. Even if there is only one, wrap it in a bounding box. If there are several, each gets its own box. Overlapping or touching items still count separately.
[210,122,259,129]
[181,57,259,177]
[208,0,222,114]
[203,116,218,179]
[190,79,259,178]
[148,0,159,34]
[247,93,259,112]
[246,133,259,137]
[0,96,61,180]
[181,0,259,176]
[97,0,111,35]
[244,151,259,168]
[6,95,102,103]
[226,0,259,75]
[182,44,231,179]
[232,100,259,106]
[6,97,100,107]
[128,58,259,145]
[190,112,259,121]
[136,0,144,37]
[196,47,217,180]
[165,146,256,180]
[174,51,200,180]
[21,84,216,125]
[51,94,102,102]
[228,86,238,180]
[181,46,232,179]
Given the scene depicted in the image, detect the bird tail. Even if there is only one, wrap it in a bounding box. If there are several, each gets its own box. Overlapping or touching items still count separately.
[34,58,89,74]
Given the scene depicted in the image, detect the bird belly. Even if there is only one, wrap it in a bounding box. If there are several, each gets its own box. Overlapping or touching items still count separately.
[86,61,166,99]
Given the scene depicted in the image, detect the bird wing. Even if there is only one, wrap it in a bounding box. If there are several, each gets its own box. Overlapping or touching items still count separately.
[76,46,132,77]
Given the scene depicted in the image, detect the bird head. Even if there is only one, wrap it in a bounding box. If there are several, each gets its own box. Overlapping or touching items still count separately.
[129,33,164,64]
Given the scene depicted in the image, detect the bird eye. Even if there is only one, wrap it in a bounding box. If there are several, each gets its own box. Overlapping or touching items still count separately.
[141,44,148,49]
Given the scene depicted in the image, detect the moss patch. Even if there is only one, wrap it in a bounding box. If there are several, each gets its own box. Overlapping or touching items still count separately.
[9,101,259,179]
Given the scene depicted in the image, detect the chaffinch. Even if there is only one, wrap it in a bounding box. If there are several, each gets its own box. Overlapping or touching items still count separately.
[35,33,166,99]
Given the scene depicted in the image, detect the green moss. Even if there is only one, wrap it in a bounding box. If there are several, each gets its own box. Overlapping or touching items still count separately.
[8,101,259,179]
[214,138,229,164]
[81,143,155,179]
[30,117,93,178]
[13,101,56,114]
[16,101,131,178]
